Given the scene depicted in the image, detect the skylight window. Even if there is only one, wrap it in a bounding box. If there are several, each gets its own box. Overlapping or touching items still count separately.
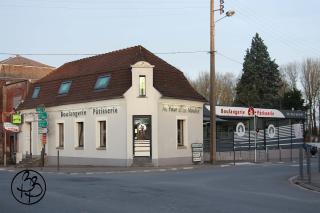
[94,75,110,90]
[32,87,40,99]
[58,81,72,95]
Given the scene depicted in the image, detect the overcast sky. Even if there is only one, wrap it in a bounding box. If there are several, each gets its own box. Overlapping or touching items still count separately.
[0,0,319,79]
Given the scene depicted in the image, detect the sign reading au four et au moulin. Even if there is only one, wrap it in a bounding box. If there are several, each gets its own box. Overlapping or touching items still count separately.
[162,104,201,114]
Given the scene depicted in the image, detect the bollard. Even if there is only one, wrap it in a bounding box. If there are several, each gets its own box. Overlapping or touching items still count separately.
[318,148,320,173]
[57,149,60,172]
[266,146,269,162]
[279,146,282,162]
[306,147,311,184]
[299,147,304,180]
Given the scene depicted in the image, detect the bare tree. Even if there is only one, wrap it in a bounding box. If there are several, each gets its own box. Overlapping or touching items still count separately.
[280,62,299,90]
[188,71,236,105]
[301,58,320,134]
[216,72,236,106]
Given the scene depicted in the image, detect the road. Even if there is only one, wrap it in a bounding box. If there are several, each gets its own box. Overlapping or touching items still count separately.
[0,162,319,213]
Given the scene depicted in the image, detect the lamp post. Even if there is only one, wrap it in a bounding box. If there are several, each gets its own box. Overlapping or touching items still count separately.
[210,0,235,163]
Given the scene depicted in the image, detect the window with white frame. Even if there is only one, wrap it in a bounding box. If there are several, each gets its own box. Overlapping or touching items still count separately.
[177,119,185,147]
[58,123,64,148]
[77,122,84,148]
[99,121,106,148]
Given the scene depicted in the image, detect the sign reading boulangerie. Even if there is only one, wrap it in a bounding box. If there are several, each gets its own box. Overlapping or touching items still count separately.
[60,106,119,118]
[162,104,201,114]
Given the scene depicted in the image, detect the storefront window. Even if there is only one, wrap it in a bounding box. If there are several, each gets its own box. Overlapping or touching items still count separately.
[58,123,64,148]
[99,121,106,147]
[139,75,146,96]
[177,119,185,146]
[77,122,84,147]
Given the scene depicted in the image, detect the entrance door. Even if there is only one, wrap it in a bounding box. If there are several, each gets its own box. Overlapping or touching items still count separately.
[133,116,151,158]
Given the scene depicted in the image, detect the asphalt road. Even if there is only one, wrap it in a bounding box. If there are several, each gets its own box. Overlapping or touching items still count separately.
[0,162,319,213]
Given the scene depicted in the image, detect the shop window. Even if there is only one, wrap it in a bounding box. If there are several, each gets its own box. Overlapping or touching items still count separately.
[95,75,110,90]
[77,122,84,148]
[99,121,106,148]
[58,123,64,148]
[139,75,146,96]
[177,119,185,147]
[58,81,72,95]
[32,87,40,99]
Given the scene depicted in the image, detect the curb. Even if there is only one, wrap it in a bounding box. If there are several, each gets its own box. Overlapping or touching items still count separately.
[289,175,320,193]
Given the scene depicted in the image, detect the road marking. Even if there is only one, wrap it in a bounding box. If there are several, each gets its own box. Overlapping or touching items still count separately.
[143,170,151,172]
[221,165,230,168]
[70,173,79,175]
[183,167,193,170]
[170,168,177,171]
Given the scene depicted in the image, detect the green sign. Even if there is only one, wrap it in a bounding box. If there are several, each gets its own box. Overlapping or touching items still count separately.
[36,106,45,113]
[12,114,22,124]
[38,112,48,120]
[38,120,48,128]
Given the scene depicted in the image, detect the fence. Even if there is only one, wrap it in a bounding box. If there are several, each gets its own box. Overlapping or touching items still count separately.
[203,123,304,162]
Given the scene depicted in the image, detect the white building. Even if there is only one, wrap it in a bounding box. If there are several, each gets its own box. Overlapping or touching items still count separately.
[17,46,206,166]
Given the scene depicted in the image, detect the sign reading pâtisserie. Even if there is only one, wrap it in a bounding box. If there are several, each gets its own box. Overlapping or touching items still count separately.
[60,106,119,118]
[162,104,201,114]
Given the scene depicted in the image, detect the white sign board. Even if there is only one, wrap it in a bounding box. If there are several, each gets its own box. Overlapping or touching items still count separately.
[3,122,20,132]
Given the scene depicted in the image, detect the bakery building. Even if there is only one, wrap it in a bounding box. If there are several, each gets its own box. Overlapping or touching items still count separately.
[17,46,206,166]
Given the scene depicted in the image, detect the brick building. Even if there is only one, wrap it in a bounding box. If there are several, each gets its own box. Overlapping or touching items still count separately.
[0,55,54,165]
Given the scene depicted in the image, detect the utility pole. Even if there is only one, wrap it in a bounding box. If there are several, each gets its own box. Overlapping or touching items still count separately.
[210,0,217,163]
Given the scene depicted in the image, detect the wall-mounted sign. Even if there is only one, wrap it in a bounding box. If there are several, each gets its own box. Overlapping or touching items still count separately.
[162,104,201,114]
[3,122,20,132]
[212,106,285,118]
[11,114,22,124]
[92,106,119,115]
[60,109,87,118]
[236,122,246,137]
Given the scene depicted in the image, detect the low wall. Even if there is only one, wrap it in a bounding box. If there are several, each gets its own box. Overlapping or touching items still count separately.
[204,148,300,162]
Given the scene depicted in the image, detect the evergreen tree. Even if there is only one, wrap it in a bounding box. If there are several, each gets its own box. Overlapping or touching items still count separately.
[234,33,281,108]
[281,88,305,111]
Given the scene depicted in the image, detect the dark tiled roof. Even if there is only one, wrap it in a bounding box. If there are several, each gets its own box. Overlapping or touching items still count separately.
[0,55,53,68]
[20,46,206,109]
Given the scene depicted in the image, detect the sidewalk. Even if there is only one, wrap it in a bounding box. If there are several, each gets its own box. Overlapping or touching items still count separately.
[294,173,320,192]
[0,164,208,175]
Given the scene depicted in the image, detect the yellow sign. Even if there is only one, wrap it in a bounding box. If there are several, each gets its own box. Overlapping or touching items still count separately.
[12,114,22,124]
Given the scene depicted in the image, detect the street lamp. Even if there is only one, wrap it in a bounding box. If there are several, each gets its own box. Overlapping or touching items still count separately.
[210,0,235,164]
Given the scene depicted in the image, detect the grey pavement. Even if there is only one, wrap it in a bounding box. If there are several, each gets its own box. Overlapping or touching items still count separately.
[0,162,319,213]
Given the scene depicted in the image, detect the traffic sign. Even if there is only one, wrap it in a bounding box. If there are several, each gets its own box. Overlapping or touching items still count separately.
[36,106,45,113]
[38,120,48,128]
[38,112,48,120]
[3,122,20,132]
[38,128,48,134]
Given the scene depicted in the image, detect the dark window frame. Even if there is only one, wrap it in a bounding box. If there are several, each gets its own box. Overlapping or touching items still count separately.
[58,123,64,148]
[77,122,84,148]
[99,121,106,148]
[177,119,185,147]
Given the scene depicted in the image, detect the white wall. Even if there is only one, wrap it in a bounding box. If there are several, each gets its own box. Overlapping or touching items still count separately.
[124,61,161,165]
[17,99,127,164]
[158,99,203,164]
